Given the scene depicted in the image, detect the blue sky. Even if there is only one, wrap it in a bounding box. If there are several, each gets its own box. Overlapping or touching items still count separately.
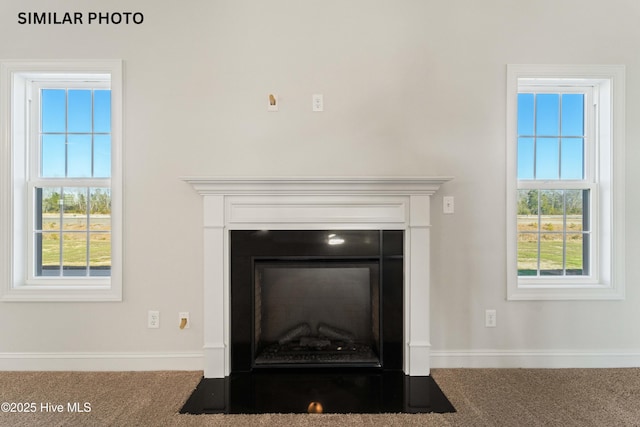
[517,93,584,180]
[41,89,111,178]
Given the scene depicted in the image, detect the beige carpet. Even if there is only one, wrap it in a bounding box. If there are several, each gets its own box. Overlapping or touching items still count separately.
[1,368,640,426]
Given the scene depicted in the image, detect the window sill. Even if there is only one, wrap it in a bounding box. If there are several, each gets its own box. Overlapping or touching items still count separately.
[1,282,121,302]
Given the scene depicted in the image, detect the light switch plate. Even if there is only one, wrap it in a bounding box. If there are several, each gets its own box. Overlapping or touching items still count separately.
[443,196,454,214]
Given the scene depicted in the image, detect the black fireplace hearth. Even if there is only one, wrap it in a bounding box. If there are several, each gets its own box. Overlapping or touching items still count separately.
[179,371,456,414]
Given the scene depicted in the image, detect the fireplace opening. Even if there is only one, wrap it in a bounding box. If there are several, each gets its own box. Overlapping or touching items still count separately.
[231,230,404,373]
[253,260,381,367]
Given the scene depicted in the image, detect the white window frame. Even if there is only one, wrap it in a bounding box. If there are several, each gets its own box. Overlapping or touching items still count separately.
[516,85,597,283]
[0,60,123,301]
[506,64,625,300]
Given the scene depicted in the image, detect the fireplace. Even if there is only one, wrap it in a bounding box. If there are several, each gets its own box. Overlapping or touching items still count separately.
[253,259,381,367]
[181,177,455,413]
[231,230,403,371]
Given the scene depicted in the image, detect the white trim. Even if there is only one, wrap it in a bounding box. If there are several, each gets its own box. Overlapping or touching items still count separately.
[431,350,640,369]
[506,64,625,300]
[203,345,226,379]
[182,176,453,196]
[407,342,431,376]
[0,59,123,302]
[226,195,409,227]
[4,350,637,371]
[0,352,203,371]
[184,176,452,378]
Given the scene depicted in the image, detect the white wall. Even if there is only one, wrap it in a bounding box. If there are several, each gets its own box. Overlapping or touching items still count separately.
[1,0,638,369]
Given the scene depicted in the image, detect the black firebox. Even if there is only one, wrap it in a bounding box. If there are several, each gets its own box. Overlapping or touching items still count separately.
[230,230,404,373]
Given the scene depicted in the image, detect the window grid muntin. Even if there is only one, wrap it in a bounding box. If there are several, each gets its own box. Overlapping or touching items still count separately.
[516,188,591,277]
[33,186,111,278]
[517,84,594,279]
[517,89,588,181]
[38,85,111,179]
[29,79,112,282]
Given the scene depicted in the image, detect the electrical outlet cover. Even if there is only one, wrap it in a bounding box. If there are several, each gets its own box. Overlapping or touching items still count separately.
[148,310,160,328]
[485,309,496,328]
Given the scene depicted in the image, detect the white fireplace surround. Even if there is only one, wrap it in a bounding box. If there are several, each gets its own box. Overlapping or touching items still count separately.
[183,176,452,378]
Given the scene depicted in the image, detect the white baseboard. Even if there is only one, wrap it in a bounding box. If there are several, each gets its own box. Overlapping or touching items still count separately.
[3,350,639,372]
[0,352,204,371]
[431,350,640,369]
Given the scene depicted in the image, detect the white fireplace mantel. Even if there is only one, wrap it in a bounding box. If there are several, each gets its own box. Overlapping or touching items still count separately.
[183,176,453,378]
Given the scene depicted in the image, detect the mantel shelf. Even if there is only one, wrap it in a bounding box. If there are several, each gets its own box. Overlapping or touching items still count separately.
[182,176,454,196]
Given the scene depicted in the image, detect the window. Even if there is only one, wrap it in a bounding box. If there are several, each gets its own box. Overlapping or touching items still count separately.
[516,88,593,278]
[506,65,625,300]
[1,60,122,301]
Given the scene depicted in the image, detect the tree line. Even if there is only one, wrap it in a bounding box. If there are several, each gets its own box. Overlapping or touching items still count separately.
[41,188,111,215]
[517,189,584,216]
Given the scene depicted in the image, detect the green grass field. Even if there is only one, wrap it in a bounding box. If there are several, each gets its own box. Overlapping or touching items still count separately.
[517,240,584,272]
[39,214,111,268]
[517,215,586,275]
[41,234,111,266]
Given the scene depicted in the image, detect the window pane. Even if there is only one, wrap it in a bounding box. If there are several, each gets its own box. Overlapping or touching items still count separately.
[89,232,111,276]
[38,232,61,276]
[536,138,559,179]
[41,134,65,177]
[540,189,564,232]
[517,189,539,217]
[65,208,88,231]
[566,233,584,275]
[518,93,534,136]
[565,190,584,232]
[34,187,59,276]
[38,187,62,233]
[581,233,590,276]
[89,187,111,276]
[581,189,590,232]
[94,134,111,178]
[561,94,584,137]
[561,138,584,180]
[517,138,534,179]
[536,94,559,136]
[62,232,87,276]
[67,134,92,177]
[41,89,66,133]
[89,188,111,216]
[62,187,88,217]
[518,232,538,276]
[518,189,539,276]
[516,189,590,278]
[60,187,89,276]
[540,233,563,275]
[94,90,111,133]
[68,90,92,133]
